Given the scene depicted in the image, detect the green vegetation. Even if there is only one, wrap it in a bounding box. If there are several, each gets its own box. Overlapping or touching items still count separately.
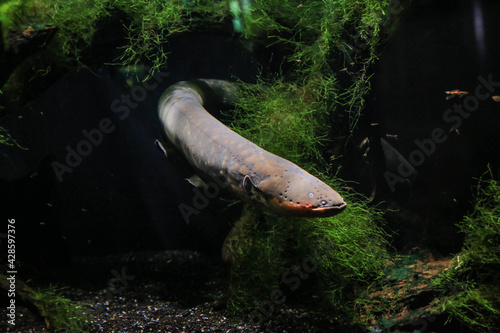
[0,0,231,111]
[229,79,332,172]
[1,0,229,75]
[230,0,389,134]
[226,196,390,320]
[29,286,88,332]
[226,75,390,321]
[0,125,26,148]
[1,0,389,111]
[46,0,230,76]
[431,171,500,332]
[0,0,20,41]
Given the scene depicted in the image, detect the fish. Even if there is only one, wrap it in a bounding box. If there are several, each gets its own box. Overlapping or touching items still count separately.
[445,89,468,100]
[492,95,500,102]
[158,79,346,217]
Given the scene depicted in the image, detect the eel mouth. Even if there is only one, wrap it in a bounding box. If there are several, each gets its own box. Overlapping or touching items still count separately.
[270,198,347,217]
[309,201,347,216]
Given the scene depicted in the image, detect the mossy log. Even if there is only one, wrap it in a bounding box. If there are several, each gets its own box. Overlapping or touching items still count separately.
[0,24,57,89]
[0,272,51,328]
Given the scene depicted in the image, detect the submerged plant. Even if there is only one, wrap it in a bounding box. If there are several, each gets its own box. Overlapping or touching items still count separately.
[29,285,88,332]
[431,170,500,332]
[0,126,26,148]
[226,77,389,321]
[226,191,389,320]
[229,79,333,171]
[222,0,393,321]
[234,0,390,134]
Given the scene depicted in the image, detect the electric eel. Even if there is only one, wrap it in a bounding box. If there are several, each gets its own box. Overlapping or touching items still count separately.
[158,79,346,217]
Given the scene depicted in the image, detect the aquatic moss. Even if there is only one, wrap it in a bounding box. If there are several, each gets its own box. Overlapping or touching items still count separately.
[234,0,390,133]
[431,171,500,332]
[0,0,54,47]
[29,285,88,332]
[47,0,229,76]
[1,0,229,78]
[226,79,389,320]
[2,0,390,118]
[224,0,392,322]
[111,0,229,77]
[0,0,230,112]
[226,191,389,320]
[229,79,334,172]
[460,174,500,264]
[0,0,22,44]
[0,126,26,149]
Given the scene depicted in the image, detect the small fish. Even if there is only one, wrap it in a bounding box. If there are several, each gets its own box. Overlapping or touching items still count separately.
[445,89,468,100]
[359,137,369,149]
[492,95,500,102]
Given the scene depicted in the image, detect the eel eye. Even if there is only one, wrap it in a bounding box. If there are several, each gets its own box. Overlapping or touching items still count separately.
[309,192,314,198]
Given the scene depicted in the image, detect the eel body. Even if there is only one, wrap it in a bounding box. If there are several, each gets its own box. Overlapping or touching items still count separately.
[158,79,346,217]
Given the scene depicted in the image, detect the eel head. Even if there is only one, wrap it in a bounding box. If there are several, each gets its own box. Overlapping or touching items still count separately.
[242,171,346,217]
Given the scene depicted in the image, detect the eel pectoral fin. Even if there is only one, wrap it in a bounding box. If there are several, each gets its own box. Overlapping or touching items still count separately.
[155,138,199,184]
[155,139,210,189]
[242,175,258,194]
[186,174,208,188]
[155,139,168,158]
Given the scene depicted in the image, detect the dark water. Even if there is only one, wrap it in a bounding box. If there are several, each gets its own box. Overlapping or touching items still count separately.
[1,0,500,269]
[368,0,500,253]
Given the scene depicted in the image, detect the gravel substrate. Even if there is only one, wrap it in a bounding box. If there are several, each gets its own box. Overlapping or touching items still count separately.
[0,250,368,333]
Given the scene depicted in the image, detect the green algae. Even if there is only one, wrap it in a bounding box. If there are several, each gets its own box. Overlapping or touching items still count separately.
[225,191,390,321]
[225,78,391,322]
[431,170,500,332]
[45,0,229,76]
[29,285,89,332]
[228,79,333,172]
[219,2,399,317]
[0,125,26,149]
[0,0,390,111]
[0,0,21,42]
[229,0,390,135]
